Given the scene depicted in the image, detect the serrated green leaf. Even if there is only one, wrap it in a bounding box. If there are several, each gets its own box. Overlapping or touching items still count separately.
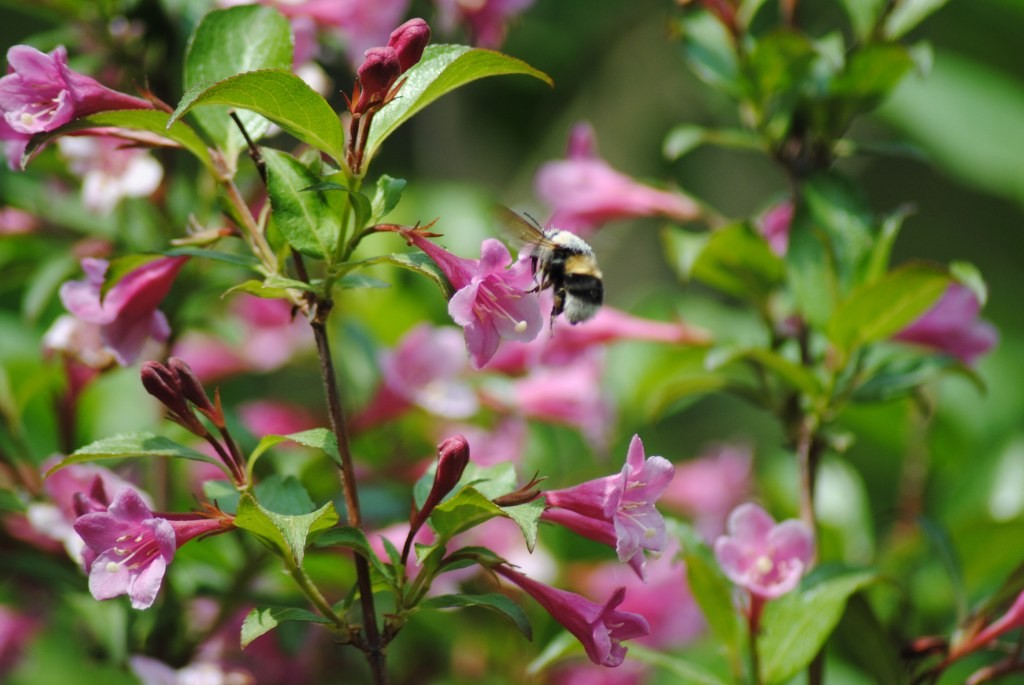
[759,568,878,684]
[361,45,551,173]
[254,474,315,515]
[353,251,454,298]
[689,223,786,301]
[22,109,214,171]
[235,493,338,567]
[302,180,373,238]
[420,592,532,638]
[49,433,225,476]
[827,262,949,357]
[183,5,292,159]
[241,606,331,648]
[170,70,344,164]
[430,485,504,541]
[248,428,341,478]
[263,148,342,261]
[501,499,545,553]
[371,174,407,221]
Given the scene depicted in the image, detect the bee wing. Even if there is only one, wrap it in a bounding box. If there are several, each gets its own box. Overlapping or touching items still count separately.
[493,205,558,251]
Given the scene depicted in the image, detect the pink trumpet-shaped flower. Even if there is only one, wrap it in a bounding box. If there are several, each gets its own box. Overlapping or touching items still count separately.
[757,201,793,257]
[435,0,535,49]
[0,44,153,168]
[495,564,649,667]
[893,283,998,366]
[74,488,232,610]
[713,502,814,601]
[402,229,542,368]
[544,435,674,579]
[59,256,187,366]
[535,122,700,235]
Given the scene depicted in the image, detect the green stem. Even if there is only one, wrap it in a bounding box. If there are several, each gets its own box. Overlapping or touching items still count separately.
[288,559,348,632]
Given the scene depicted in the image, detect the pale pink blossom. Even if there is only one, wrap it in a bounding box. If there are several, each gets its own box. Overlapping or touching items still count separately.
[893,283,998,365]
[237,400,318,438]
[714,502,814,601]
[535,122,700,235]
[0,44,153,168]
[0,206,37,234]
[356,324,478,430]
[434,0,535,48]
[129,656,252,685]
[544,435,675,579]
[757,201,793,256]
[402,229,542,368]
[494,564,649,667]
[74,488,233,609]
[59,256,187,366]
[57,136,163,214]
[661,443,753,539]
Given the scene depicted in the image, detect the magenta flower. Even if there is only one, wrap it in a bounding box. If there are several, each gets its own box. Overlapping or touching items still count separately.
[435,0,535,49]
[0,45,153,168]
[535,122,700,235]
[74,488,232,609]
[713,502,814,602]
[59,256,187,366]
[402,229,543,368]
[543,435,675,578]
[892,283,998,365]
[494,564,649,667]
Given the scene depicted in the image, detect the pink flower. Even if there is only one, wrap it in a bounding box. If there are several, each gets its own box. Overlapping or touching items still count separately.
[237,400,318,437]
[757,201,793,257]
[661,443,752,539]
[129,656,252,685]
[485,301,711,374]
[403,435,471,563]
[892,283,998,365]
[0,45,153,168]
[59,256,187,366]
[505,355,612,448]
[0,606,39,678]
[171,294,313,381]
[581,538,705,650]
[356,324,478,430]
[272,0,411,70]
[438,418,527,467]
[57,136,163,214]
[713,502,814,601]
[0,206,37,234]
[494,564,649,667]
[535,122,700,235]
[435,0,535,49]
[403,230,542,368]
[74,488,233,609]
[544,435,675,579]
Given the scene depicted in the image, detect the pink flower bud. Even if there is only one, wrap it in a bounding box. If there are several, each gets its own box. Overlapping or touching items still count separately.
[352,47,401,115]
[387,18,431,72]
[402,436,471,563]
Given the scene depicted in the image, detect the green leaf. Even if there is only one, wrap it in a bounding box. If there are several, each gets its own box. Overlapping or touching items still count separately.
[241,606,331,648]
[832,595,903,685]
[883,0,952,39]
[747,31,817,138]
[800,173,875,293]
[303,180,373,237]
[361,44,551,173]
[163,247,261,269]
[678,524,743,665]
[49,433,224,476]
[827,262,949,357]
[248,428,341,478]
[420,593,532,639]
[759,568,878,684]
[500,499,545,553]
[662,125,707,160]
[170,70,344,164]
[263,148,342,261]
[627,645,729,685]
[23,109,214,171]
[785,201,837,328]
[821,43,915,137]
[337,273,390,289]
[863,206,911,284]
[950,260,988,306]
[235,493,338,567]
[254,474,315,515]
[203,479,240,514]
[685,223,786,301]
[852,354,983,402]
[679,11,741,96]
[352,251,454,299]
[313,526,394,582]
[182,5,292,159]
[371,174,407,221]
[429,485,504,542]
[837,0,887,40]
[705,346,821,396]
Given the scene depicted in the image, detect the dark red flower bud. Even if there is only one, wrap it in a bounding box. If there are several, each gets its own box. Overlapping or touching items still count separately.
[168,357,216,417]
[387,18,431,72]
[352,46,401,115]
[401,435,470,564]
[140,361,182,410]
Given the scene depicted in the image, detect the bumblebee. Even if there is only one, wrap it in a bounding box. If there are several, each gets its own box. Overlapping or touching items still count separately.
[497,207,604,325]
